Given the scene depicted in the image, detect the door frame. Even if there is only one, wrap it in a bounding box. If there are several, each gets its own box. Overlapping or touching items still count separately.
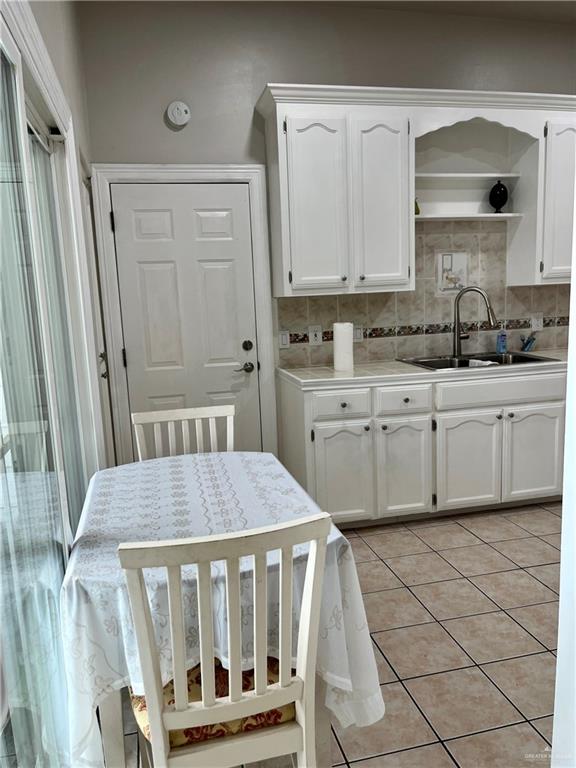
[91,164,277,465]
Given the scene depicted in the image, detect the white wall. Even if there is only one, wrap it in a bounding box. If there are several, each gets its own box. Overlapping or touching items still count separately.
[29,0,91,161]
[77,1,576,165]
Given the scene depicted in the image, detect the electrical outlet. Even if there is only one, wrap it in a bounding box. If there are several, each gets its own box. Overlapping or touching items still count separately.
[308,325,323,346]
[353,326,364,343]
[278,331,290,349]
[531,313,544,331]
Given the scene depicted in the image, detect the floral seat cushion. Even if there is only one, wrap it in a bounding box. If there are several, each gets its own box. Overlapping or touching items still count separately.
[131,657,296,749]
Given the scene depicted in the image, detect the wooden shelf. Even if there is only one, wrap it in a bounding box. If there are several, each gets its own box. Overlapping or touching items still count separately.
[416,213,523,221]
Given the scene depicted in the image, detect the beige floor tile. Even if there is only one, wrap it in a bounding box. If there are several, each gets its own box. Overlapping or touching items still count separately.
[470,570,557,609]
[445,722,551,767]
[441,611,545,663]
[531,716,554,744]
[404,517,457,530]
[372,640,397,684]
[481,652,556,719]
[540,533,561,550]
[507,602,559,650]
[491,537,560,567]
[331,733,346,766]
[372,622,473,679]
[404,667,522,740]
[363,587,434,631]
[456,514,532,542]
[384,552,460,586]
[351,743,454,767]
[363,530,431,558]
[333,682,437,761]
[411,579,498,620]
[412,524,482,550]
[439,543,517,576]
[540,501,562,517]
[356,560,403,592]
[502,508,562,536]
[526,563,560,593]
[350,538,379,563]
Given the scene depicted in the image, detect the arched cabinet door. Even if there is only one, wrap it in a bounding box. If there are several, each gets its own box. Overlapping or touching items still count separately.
[286,117,350,290]
[502,403,565,502]
[542,122,576,281]
[313,421,374,523]
[350,118,412,288]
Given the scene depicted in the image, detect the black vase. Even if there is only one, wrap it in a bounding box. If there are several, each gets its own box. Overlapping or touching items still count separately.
[489,180,508,214]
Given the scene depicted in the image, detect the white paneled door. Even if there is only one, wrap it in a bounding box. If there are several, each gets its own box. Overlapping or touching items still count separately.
[111,183,262,457]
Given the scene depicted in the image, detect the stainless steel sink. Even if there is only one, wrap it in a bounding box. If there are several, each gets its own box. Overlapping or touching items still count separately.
[401,352,557,370]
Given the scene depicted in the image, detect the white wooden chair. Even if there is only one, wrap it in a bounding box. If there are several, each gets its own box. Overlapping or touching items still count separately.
[118,512,331,768]
[131,405,235,461]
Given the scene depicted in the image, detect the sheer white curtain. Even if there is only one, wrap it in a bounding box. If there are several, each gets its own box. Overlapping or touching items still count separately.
[0,48,69,768]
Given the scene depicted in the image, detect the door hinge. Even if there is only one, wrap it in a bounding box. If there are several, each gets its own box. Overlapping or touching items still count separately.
[110,210,116,232]
[311,429,315,442]
[257,360,261,371]
[283,118,287,134]
[432,493,437,506]
[408,119,411,135]
[288,270,293,284]
[122,347,127,368]
[539,261,544,273]
[432,418,437,432]
[408,265,411,278]
[544,124,548,138]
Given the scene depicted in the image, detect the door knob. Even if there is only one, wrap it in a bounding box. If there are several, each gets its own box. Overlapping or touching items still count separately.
[496,414,503,420]
[359,275,366,281]
[242,340,253,351]
[234,362,255,373]
[341,275,348,282]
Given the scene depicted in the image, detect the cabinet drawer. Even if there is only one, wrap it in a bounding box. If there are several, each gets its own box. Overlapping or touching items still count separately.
[435,374,566,411]
[374,384,433,415]
[311,389,371,420]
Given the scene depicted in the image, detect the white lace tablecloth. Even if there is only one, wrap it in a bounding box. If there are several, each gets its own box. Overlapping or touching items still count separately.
[61,452,384,767]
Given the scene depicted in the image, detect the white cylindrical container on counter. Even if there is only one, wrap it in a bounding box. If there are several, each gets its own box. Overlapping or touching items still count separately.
[333,322,354,372]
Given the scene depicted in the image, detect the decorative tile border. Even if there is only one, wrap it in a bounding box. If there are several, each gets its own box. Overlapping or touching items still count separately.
[284,316,569,344]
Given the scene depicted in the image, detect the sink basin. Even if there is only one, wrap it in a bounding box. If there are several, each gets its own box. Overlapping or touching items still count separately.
[401,352,557,370]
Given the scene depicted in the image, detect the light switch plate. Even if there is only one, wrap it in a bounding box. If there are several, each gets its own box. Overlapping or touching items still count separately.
[531,313,544,331]
[308,325,323,346]
[278,331,290,349]
[353,326,364,343]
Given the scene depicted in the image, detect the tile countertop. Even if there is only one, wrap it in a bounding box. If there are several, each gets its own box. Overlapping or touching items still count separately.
[277,348,568,389]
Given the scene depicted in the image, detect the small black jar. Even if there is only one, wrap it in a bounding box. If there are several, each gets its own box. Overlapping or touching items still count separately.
[489,180,509,213]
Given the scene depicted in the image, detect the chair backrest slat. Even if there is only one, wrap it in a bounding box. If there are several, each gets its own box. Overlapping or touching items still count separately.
[225,557,242,702]
[253,552,268,695]
[131,405,235,461]
[118,512,331,765]
[196,561,216,707]
[166,566,188,711]
[278,546,293,688]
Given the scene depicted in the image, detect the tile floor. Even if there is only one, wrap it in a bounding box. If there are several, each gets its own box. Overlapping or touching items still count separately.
[123,501,561,768]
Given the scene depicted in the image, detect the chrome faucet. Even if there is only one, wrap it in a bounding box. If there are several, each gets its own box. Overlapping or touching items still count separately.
[453,286,498,357]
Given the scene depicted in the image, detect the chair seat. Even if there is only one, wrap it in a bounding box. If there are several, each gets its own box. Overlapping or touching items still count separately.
[131,657,296,749]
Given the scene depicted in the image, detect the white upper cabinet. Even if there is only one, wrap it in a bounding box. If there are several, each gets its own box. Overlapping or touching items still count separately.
[542,122,576,281]
[286,117,350,290]
[350,118,411,288]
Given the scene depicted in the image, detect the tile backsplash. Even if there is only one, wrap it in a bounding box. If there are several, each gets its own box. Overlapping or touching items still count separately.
[277,220,570,368]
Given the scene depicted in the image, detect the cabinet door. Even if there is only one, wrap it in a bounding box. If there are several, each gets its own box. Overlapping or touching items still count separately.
[313,421,374,523]
[375,416,433,517]
[437,409,503,511]
[286,117,350,290]
[502,403,565,502]
[350,117,412,288]
[542,122,576,281]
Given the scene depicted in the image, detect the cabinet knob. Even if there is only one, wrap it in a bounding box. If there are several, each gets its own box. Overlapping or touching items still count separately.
[364,425,370,431]
[359,274,366,281]
[509,412,515,418]
[403,397,410,403]
[381,425,388,431]
[496,414,503,420]
[341,275,348,282]
[340,402,348,409]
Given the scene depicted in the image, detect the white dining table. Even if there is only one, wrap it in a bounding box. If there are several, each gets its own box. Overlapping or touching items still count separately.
[61,451,384,767]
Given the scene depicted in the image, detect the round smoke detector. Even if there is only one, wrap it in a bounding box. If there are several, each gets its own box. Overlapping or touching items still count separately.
[166,101,191,128]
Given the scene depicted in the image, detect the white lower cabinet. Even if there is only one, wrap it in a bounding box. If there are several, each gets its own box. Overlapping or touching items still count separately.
[313,420,375,523]
[502,403,565,502]
[436,409,503,511]
[375,416,433,517]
